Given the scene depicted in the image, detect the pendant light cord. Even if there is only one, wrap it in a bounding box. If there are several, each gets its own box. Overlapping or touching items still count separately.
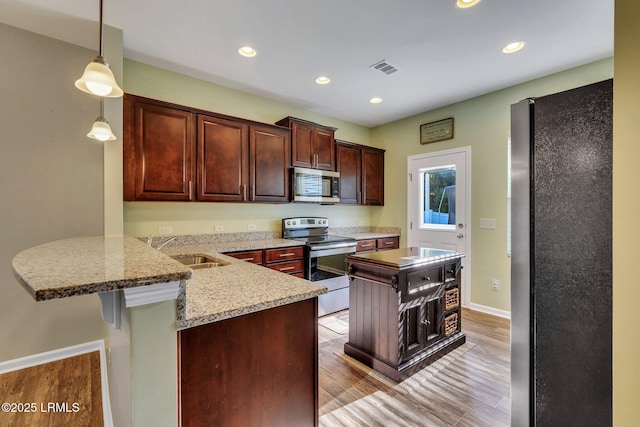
[98,0,104,57]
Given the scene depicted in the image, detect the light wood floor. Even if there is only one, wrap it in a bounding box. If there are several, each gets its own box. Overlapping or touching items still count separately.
[318,308,511,427]
[0,351,103,427]
[0,309,509,427]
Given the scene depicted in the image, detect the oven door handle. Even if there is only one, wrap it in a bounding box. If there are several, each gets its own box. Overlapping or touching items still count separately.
[308,241,356,251]
[309,244,356,257]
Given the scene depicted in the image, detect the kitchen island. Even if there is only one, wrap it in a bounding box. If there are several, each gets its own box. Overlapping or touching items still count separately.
[344,247,465,381]
[12,235,327,427]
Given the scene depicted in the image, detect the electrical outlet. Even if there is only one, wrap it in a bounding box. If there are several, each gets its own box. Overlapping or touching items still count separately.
[214,225,225,232]
[247,224,257,231]
[492,279,500,291]
[480,218,497,229]
[158,226,173,235]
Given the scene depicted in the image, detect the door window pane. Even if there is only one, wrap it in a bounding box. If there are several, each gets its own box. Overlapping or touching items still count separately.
[420,165,456,229]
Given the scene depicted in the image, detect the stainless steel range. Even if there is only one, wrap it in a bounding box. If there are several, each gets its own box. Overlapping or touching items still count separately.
[282,217,356,316]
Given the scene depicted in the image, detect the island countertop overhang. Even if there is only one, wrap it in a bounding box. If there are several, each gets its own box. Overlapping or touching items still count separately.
[347,246,464,270]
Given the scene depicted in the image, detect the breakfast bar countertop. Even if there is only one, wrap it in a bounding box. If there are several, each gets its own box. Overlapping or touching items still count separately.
[12,235,193,301]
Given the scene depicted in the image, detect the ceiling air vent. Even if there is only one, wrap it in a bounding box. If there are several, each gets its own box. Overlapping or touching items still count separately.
[370,59,399,75]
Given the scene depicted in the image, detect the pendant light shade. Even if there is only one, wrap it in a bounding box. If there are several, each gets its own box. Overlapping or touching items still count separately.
[75,56,123,97]
[75,0,123,98]
[87,116,117,141]
[87,98,116,141]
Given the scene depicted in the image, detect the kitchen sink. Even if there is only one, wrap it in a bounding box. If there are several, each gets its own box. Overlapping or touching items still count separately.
[172,255,229,270]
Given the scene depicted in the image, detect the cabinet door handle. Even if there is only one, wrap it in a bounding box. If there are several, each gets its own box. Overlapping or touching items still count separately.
[243,184,247,201]
[188,181,192,200]
[421,319,430,326]
[252,185,255,200]
[423,276,431,281]
[279,252,296,257]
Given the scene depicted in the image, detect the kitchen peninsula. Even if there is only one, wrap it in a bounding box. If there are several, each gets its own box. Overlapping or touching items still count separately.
[12,234,327,426]
[344,247,465,381]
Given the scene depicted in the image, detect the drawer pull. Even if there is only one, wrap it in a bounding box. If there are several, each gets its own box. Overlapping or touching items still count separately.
[279,266,295,271]
[279,252,296,257]
[239,257,254,262]
[420,319,430,326]
[423,276,431,281]
[384,241,394,245]
[361,243,374,247]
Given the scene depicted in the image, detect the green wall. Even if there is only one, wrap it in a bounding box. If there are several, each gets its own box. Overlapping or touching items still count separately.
[371,58,613,313]
[123,58,614,315]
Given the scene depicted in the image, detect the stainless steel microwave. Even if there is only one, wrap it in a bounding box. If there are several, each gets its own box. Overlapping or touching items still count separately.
[292,167,340,203]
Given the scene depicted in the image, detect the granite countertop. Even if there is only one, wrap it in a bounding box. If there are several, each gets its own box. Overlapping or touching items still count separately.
[336,232,400,240]
[329,226,400,241]
[12,235,192,301]
[12,234,326,329]
[159,238,303,257]
[157,239,326,329]
[171,251,326,330]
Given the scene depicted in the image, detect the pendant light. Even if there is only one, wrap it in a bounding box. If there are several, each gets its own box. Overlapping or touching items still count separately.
[75,0,123,98]
[87,99,117,141]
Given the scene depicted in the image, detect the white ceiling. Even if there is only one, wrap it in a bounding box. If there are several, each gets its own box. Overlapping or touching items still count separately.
[0,0,613,127]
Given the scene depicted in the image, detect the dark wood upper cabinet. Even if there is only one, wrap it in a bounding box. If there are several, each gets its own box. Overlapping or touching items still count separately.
[362,146,385,206]
[276,117,336,171]
[335,140,385,206]
[123,95,290,203]
[335,141,361,205]
[197,114,248,202]
[123,95,195,201]
[250,125,291,202]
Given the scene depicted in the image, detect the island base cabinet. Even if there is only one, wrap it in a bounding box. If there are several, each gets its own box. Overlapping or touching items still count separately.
[178,298,319,427]
[344,251,465,382]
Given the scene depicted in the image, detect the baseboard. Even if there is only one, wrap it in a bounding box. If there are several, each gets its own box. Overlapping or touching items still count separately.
[0,339,113,427]
[467,302,511,319]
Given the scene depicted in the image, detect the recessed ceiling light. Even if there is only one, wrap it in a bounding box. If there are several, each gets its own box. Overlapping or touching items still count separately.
[502,41,526,54]
[238,46,257,57]
[456,0,481,8]
[315,76,331,85]
[369,97,383,104]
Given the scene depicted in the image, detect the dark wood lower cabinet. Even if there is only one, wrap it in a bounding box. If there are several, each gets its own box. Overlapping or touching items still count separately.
[178,298,319,427]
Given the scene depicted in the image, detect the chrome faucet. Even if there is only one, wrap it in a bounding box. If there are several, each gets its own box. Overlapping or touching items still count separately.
[147,235,178,250]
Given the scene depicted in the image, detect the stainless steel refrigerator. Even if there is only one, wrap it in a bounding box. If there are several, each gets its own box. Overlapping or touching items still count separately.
[510,79,612,427]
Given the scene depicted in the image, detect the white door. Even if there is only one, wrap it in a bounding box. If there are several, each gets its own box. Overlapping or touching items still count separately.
[407,147,471,306]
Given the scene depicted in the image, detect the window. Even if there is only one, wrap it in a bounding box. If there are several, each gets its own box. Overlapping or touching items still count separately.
[420,165,456,230]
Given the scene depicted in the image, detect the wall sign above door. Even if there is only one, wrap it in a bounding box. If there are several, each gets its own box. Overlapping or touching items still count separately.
[420,117,454,144]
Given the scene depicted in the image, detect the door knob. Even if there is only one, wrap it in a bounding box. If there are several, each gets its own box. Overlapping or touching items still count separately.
[457,233,464,238]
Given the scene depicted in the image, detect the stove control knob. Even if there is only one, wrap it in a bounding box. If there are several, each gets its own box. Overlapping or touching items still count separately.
[286,221,291,225]
[292,221,297,225]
